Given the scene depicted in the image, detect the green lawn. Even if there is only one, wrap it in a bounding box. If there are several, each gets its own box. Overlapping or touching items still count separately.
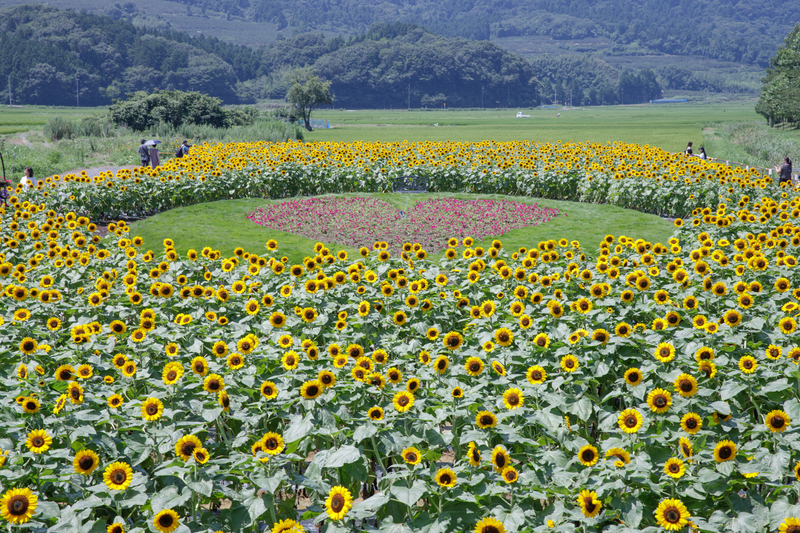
[0,106,103,135]
[303,102,760,153]
[127,193,674,263]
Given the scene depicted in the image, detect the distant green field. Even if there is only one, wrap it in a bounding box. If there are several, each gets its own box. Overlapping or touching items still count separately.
[0,100,762,156]
[0,106,102,134]
[304,101,761,152]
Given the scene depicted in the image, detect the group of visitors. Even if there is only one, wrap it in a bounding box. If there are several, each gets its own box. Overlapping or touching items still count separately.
[685,141,795,187]
[138,139,191,168]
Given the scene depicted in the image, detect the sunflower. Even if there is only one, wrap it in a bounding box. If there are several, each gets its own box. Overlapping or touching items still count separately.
[260,380,278,399]
[175,435,203,461]
[368,406,384,421]
[577,489,602,518]
[107,522,125,533]
[21,397,39,414]
[604,447,630,467]
[121,361,137,378]
[442,331,463,350]
[526,365,546,385]
[502,388,524,410]
[0,487,38,524]
[646,388,672,414]
[282,351,299,370]
[103,461,133,491]
[623,367,642,386]
[325,486,353,521]
[193,447,210,464]
[560,354,579,372]
[467,442,481,466]
[474,517,505,533]
[108,394,124,408]
[491,361,506,376]
[738,355,757,373]
[19,337,37,354]
[401,447,422,465]
[491,446,509,471]
[494,328,513,347]
[618,409,643,433]
[476,410,497,429]
[765,410,791,433]
[406,378,421,393]
[673,373,698,397]
[532,332,550,349]
[393,391,414,413]
[141,397,164,421]
[435,467,457,488]
[162,362,183,386]
[153,509,180,533]
[203,374,224,394]
[578,444,599,467]
[301,380,323,400]
[654,498,690,531]
[26,429,51,453]
[679,436,693,459]
[73,449,99,475]
[713,440,737,462]
[663,457,686,480]
[778,518,800,533]
[654,342,676,363]
[680,412,703,434]
[55,364,75,381]
[261,432,285,455]
[319,370,337,388]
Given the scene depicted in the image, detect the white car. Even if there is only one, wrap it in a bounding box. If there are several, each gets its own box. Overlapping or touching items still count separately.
[516,112,531,118]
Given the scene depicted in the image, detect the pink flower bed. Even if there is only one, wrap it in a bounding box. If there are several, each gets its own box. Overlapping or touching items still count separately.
[246,197,561,252]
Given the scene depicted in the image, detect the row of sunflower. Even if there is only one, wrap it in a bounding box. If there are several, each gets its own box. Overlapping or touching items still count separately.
[1,147,800,533]
[9,140,786,222]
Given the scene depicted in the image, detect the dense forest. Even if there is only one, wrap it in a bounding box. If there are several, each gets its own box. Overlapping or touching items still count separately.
[0,6,663,108]
[157,0,798,67]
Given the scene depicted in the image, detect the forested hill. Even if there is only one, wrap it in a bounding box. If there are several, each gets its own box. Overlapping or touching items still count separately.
[140,0,799,67]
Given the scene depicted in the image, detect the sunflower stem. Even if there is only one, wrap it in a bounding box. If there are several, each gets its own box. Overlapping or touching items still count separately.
[370,436,386,478]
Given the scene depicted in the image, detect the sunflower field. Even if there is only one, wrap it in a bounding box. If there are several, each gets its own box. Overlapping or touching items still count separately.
[2,140,800,533]
[14,139,774,222]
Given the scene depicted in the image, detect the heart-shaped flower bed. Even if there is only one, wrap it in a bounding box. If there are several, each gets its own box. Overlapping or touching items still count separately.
[246,197,561,253]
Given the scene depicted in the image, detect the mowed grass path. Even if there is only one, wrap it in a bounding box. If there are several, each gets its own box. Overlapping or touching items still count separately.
[304,102,760,153]
[128,193,674,263]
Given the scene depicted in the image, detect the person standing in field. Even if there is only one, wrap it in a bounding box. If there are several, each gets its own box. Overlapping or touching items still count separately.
[777,157,793,186]
[698,147,707,160]
[684,142,693,156]
[19,167,36,188]
[149,144,161,169]
[138,139,150,167]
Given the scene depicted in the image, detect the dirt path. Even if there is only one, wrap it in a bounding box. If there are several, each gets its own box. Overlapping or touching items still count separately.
[47,165,139,181]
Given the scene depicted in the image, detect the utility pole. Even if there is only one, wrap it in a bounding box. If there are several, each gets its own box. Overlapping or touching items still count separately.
[8,75,11,106]
[570,88,572,108]
[407,83,410,109]
[76,70,79,107]
[481,84,484,109]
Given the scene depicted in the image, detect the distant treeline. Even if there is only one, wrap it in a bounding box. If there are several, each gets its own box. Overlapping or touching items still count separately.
[0,6,666,108]
[156,0,798,68]
[756,23,800,127]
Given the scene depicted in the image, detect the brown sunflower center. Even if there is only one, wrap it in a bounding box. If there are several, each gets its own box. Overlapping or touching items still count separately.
[398,396,409,407]
[330,494,345,513]
[79,456,95,470]
[265,438,279,450]
[507,394,520,406]
[584,499,596,513]
[322,375,333,385]
[685,418,698,429]
[565,359,575,368]
[680,381,693,392]
[625,416,638,428]
[8,495,29,515]
[743,360,753,369]
[483,527,500,533]
[669,463,680,473]
[480,415,494,425]
[111,470,127,484]
[771,416,785,428]
[146,404,158,415]
[664,508,681,523]
[207,380,220,391]
[167,371,177,381]
[495,455,506,468]
[439,474,452,484]
[158,514,175,527]
[628,372,640,382]
[181,443,197,456]
[531,371,543,380]
[581,450,595,462]
[447,337,459,347]
[32,436,44,447]
[59,370,72,379]
[719,446,732,459]
[306,385,320,397]
[654,396,667,408]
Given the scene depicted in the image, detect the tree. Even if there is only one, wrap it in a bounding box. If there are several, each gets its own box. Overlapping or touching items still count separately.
[285,67,332,131]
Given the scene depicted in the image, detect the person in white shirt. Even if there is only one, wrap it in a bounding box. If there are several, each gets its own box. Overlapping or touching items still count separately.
[20,167,36,188]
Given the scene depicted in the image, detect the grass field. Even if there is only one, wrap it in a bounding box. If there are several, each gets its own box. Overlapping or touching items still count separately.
[127,193,674,263]
[303,101,761,153]
[0,106,102,135]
